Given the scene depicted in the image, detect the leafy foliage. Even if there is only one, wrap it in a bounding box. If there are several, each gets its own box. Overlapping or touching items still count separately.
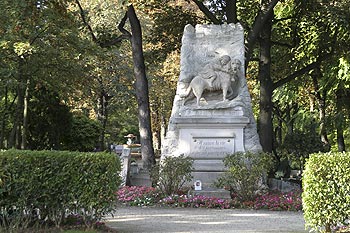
[1,0,350,156]
[0,0,96,149]
[302,152,350,232]
[151,155,193,196]
[217,152,274,202]
[62,114,102,152]
[0,149,121,231]
[281,123,325,169]
[28,86,72,150]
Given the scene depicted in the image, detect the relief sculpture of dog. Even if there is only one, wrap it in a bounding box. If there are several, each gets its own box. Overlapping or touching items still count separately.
[181,58,241,106]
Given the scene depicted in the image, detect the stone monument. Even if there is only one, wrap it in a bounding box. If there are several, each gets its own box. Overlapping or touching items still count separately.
[161,24,262,193]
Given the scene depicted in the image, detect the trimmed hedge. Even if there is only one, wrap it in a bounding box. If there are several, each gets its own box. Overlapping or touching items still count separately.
[302,152,350,232]
[0,149,121,229]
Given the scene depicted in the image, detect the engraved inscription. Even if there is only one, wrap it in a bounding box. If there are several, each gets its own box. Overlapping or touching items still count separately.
[191,137,234,154]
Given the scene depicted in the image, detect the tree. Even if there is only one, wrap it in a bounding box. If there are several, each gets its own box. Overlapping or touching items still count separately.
[138,1,201,154]
[76,0,155,168]
[28,86,72,150]
[119,5,156,168]
[0,0,91,149]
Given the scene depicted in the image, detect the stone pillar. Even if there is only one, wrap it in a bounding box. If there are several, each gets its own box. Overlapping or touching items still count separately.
[119,146,131,186]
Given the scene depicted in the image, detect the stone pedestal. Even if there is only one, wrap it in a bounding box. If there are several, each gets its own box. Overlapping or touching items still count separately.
[174,115,248,188]
[119,147,131,186]
[161,24,262,195]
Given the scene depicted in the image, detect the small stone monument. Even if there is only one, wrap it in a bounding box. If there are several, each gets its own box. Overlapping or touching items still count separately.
[161,24,262,193]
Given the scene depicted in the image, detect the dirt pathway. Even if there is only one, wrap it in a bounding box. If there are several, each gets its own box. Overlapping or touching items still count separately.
[105,206,307,233]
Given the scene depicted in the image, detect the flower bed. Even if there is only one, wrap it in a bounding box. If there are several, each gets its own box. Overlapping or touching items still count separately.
[253,191,302,211]
[116,186,161,206]
[160,195,232,209]
[116,186,302,211]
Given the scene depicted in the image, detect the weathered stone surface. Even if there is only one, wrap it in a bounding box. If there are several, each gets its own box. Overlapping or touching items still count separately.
[268,178,302,193]
[161,23,262,191]
[119,147,131,186]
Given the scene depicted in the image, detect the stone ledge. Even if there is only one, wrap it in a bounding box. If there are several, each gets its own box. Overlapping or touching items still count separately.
[193,188,231,199]
[172,116,249,125]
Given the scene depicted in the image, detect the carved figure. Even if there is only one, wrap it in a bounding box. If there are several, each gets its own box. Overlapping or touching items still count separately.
[181,56,241,106]
[197,55,231,88]
[231,58,242,75]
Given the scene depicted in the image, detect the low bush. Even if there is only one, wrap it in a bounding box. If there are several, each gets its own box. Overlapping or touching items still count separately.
[62,114,102,152]
[216,151,274,201]
[151,155,193,196]
[302,152,350,232]
[0,149,121,231]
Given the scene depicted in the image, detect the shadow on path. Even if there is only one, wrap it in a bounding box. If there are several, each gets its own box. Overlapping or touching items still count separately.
[105,206,307,233]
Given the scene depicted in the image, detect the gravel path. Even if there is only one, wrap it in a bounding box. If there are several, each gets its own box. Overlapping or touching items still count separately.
[105,206,307,233]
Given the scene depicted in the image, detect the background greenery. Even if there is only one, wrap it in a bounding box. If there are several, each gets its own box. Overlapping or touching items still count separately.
[0,0,349,167]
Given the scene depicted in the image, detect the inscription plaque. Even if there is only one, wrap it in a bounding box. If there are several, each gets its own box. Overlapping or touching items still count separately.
[191,136,235,155]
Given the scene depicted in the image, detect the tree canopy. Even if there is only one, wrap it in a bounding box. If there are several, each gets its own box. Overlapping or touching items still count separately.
[0,0,349,163]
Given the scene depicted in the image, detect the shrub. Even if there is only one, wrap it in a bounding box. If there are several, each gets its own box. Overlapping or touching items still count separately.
[281,125,325,170]
[216,151,274,202]
[302,152,350,232]
[62,115,102,152]
[0,149,120,231]
[151,155,193,196]
[28,86,72,150]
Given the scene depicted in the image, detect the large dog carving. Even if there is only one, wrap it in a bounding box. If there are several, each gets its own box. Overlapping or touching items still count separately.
[182,59,241,106]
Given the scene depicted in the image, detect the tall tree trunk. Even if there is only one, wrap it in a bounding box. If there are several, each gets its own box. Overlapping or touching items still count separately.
[21,78,30,149]
[97,84,109,151]
[311,69,330,148]
[336,89,346,152]
[285,105,295,135]
[245,0,280,70]
[127,5,155,169]
[272,107,283,148]
[336,123,345,152]
[258,3,274,153]
[0,85,8,149]
[151,104,161,155]
[9,59,25,149]
[225,0,238,23]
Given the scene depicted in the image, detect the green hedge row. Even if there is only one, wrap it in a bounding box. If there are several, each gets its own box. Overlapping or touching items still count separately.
[0,149,121,229]
[303,152,350,232]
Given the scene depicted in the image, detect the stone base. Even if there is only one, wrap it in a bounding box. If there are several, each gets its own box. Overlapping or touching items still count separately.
[194,188,231,199]
[129,170,152,187]
[268,178,301,193]
[192,171,225,189]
